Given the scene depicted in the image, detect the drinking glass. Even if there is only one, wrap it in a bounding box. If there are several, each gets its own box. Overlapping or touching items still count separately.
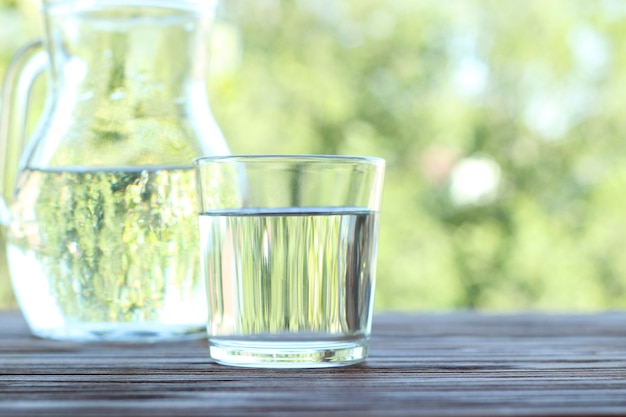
[194,155,385,368]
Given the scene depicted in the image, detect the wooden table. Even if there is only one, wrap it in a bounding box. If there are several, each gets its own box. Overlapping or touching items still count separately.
[2,311,626,416]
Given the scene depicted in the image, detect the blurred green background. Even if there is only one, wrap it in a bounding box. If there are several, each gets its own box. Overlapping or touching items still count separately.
[3,0,626,311]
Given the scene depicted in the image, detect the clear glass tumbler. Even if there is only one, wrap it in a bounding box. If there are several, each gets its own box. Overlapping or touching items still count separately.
[194,155,385,368]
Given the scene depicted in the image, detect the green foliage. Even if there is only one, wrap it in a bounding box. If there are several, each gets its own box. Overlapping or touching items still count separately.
[208,0,626,311]
[3,0,626,311]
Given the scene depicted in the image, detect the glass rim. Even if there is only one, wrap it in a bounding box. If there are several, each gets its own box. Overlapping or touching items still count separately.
[193,154,386,167]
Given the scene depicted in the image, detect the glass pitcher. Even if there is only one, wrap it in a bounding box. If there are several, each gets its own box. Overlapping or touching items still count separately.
[0,0,229,341]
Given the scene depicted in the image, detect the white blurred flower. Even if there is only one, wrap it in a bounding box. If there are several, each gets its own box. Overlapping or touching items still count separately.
[454,56,489,98]
[523,92,570,141]
[569,25,611,79]
[449,156,501,206]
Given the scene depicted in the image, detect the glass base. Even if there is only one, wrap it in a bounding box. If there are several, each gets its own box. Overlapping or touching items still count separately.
[208,337,369,368]
[29,323,206,343]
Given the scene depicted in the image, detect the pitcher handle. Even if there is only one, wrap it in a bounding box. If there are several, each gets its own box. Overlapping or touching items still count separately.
[0,39,47,227]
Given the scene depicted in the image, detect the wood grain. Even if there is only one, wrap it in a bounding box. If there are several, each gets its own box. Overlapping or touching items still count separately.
[2,311,626,416]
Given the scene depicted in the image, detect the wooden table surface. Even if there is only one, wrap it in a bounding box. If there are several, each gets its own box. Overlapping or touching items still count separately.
[2,310,626,416]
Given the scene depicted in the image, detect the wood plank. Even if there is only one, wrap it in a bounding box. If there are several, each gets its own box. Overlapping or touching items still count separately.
[2,311,626,416]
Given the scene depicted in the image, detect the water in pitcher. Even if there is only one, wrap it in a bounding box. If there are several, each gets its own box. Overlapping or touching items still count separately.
[199,207,379,346]
[7,167,205,340]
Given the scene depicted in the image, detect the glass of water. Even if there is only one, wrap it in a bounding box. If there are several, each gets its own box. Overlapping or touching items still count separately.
[194,155,385,368]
